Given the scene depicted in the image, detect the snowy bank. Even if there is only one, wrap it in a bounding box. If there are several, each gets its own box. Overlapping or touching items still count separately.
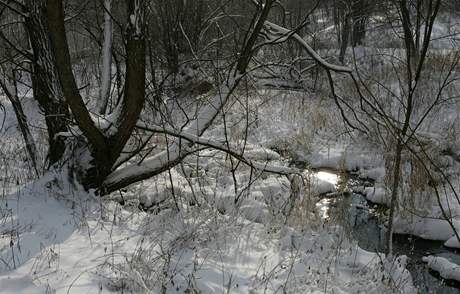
[393,215,460,243]
[423,255,460,282]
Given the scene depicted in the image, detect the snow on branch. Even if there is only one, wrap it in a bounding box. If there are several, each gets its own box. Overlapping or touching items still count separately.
[262,21,352,73]
[136,123,300,176]
[102,76,242,193]
[185,74,241,136]
[102,73,301,193]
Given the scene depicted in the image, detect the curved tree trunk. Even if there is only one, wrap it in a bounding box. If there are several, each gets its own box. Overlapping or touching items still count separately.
[44,0,146,189]
[22,0,275,194]
[25,0,70,167]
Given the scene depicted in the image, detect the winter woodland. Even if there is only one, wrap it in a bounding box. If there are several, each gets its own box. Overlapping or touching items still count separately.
[1,0,460,293]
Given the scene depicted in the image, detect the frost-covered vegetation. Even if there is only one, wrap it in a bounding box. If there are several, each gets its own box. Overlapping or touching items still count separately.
[1,0,460,293]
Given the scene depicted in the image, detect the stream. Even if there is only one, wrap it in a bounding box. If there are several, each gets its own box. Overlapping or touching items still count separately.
[315,170,460,294]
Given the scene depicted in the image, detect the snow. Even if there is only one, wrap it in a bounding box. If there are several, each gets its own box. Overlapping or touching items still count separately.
[0,173,143,293]
[382,255,416,294]
[445,235,460,249]
[186,76,240,136]
[364,186,389,205]
[104,76,242,188]
[309,145,384,173]
[106,120,298,190]
[359,167,385,182]
[393,215,460,241]
[263,21,353,73]
[0,274,46,294]
[242,145,281,161]
[315,171,339,185]
[311,176,336,195]
[0,178,415,293]
[9,7,460,292]
[0,174,79,272]
[423,255,460,282]
[0,70,421,294]
[0,154,415,294]
[0,94,45,176]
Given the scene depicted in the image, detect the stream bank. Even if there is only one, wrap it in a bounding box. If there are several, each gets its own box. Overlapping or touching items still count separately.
[315,170,460,293]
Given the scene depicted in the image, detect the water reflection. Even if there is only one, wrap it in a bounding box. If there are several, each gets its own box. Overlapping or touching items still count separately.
[314,170,460,294]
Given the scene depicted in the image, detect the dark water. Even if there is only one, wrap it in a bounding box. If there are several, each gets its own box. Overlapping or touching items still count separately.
[289,159,460,293]
[330,189,460,293]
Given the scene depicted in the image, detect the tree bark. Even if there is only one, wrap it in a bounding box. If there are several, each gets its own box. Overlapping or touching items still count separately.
[339,14,350,63]
[98,0,113,115]
[101,1,275,193]
[386,140,403,255]
[44,0,146,188]
[399,0,419,65]
[24,0,70,166]
[107,0,146,166]
[351,0,367,47]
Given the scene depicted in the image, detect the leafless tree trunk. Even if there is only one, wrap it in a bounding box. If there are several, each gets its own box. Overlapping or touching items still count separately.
[385,0,441,255]
[44,0,146,187]
[98,0,113,115]
[351,0,368,47]
[25,0,70,166]
[0,67,39,174]
[102,0,277,193]
[3,0,297,194]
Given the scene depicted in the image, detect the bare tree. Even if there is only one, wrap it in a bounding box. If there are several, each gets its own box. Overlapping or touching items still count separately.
[0,4,39,173]
[98,0,113,115]
[0,0,286,192]
[24,0,71,166]
[334,0,456,254]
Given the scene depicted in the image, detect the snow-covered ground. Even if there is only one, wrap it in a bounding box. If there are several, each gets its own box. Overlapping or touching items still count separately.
[242,81,460,284]
[3,9,460,290]
[423,255,460,282]
[0,170,416,293]
[0,90,418,293]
